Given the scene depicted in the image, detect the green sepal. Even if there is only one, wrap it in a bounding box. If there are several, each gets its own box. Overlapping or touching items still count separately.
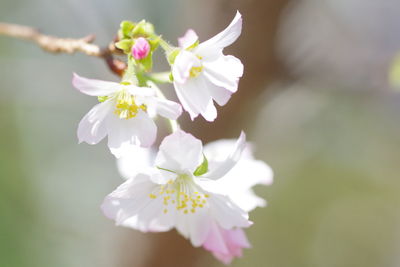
[186,40,199,51]
[139,51,153,72]
[193,155,208,176]
[169,73,174,82]
[132,20,155,37]
[167,49,180,65]
[115,39,133,54]
[97,96,109,102]
[120,20,135,38]
[148,36,160,51]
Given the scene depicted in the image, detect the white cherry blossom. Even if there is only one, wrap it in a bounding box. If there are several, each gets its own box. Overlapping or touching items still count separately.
[171,11,244,121]
[102,130,252,247]
[72,73,182,157]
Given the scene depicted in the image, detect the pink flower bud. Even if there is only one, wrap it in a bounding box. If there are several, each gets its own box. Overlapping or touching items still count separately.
[131,37,150,60]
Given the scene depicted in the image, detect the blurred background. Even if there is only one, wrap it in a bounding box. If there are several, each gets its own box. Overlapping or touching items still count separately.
[1,0,400,266]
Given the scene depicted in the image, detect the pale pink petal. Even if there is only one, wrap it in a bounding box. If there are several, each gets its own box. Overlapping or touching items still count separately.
[197,11,242,59]
[178,29,199,49]
[203,132,247,179]
[77,100,113,144]
[203,225,251,265]
[72,73,119,96]
[155,130,203,173]
[107,111,157,157]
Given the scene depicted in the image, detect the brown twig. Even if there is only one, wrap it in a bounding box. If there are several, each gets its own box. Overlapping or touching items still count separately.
[0,22,126,76]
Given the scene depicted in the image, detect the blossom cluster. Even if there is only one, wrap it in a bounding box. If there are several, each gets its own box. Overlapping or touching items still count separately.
[72,11,273,264]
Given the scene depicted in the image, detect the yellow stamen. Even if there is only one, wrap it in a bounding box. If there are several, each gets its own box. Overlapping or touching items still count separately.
[114,90,147,119]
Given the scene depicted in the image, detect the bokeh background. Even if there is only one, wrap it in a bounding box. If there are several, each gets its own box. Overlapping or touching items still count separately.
[1,0,400,266]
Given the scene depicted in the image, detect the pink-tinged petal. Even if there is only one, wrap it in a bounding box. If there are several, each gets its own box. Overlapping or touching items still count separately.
[172,50,201,84]
[72,73,119,96]
[203,132,247,179]
[153,98,182,120]
[203,225,251,265]
[77,100,113,144]
[131,37,150,60]
[155,130,203,173]
[101,173,176,232]
[178,29,199,49]
[173,76,216,121]
[203,55,243,93]
[203,222,230,256]
[197,11,242,59]
[107,111,157,158]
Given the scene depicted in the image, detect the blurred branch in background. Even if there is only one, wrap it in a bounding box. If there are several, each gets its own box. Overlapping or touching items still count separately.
[0,22,126,76]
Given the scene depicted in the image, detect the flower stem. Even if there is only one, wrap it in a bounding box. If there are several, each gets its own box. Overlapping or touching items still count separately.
[158,38,174,54]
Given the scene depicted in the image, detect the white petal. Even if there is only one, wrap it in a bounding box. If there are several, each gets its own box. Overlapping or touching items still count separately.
[175,207,212,247]
[202,75,233,106]
[153,98,182,120]
[178,29,199,49]
[174,76,216,121]
[116,146,155,180]
[107,111,157,157]
[196,11,242,59]
[172,51,200,84]
[204,139,253,161]
[155,130,203,173]
[72,73,119,96]
[203,55,243,93]
[203,131,246,179]
[125,85,156,97]
[77,100,113,144]
[101,174,175,232]
[209,194,251,229]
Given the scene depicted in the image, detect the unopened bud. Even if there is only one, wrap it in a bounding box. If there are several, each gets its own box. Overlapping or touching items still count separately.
[131,37,150,60]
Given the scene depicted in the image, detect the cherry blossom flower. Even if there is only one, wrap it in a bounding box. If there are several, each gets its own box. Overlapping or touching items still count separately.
[103,130,272,260]
[101,130,252,247]
[72,73,182,157]
[171,11,244,121]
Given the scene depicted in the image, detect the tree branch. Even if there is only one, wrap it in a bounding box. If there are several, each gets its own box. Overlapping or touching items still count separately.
[0,22,126,76]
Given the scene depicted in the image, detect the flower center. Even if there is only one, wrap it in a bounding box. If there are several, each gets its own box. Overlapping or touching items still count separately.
[189,65,203,78]
[114,90,147,119]
[148,174,209,214]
